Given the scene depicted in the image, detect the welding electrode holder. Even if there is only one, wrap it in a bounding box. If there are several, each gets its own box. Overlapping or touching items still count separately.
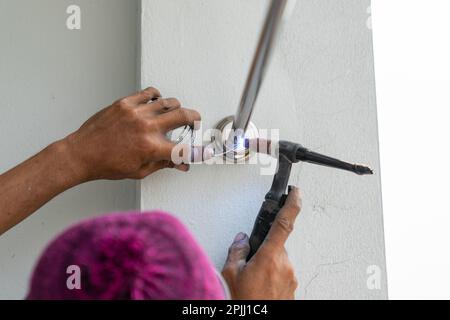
[246,141,373,261]
[247,141,302,260]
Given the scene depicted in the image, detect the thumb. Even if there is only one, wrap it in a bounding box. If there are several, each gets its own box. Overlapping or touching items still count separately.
[224,233,250,272]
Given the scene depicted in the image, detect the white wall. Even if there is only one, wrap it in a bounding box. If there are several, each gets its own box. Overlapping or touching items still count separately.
[140,0,387,299]
[0,0,139,299]
[372,0,450,300]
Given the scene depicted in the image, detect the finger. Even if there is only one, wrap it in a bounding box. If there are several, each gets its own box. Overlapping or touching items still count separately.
[135,160,170,179]
[136,160,190,178]
[124,87,162,105]
[264,186,302,248]
[158,161,190,172]
[189,145,215,163]
[158,141,198,163]
[157,108,201,132]
[246,138,273,155]
[174,163,190,172]
[154,140,179,161]
[170,144,215,164]
[223,233,250,273]
[160,160,191,172]
[138,98,181,115]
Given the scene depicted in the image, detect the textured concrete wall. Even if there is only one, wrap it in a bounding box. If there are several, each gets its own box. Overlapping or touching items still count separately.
[140,0,387,299]
[0,0,139,299]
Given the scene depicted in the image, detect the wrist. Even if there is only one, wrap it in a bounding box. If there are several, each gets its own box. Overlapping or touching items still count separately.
[47,137,90,187]
[221,272,239,300]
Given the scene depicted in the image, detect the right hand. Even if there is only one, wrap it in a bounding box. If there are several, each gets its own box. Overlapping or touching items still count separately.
[222,187,302,300]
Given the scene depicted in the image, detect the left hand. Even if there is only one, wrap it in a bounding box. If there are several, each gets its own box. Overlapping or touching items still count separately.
[62,87,201,181]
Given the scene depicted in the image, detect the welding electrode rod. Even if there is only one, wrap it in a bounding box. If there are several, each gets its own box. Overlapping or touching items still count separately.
[296,149,374,175]
[232,0,289,134]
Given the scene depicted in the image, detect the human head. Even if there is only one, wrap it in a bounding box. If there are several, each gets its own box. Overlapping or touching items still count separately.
[27,211,225,300]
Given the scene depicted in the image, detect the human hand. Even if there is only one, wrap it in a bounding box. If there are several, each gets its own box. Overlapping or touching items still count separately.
[222,187,301,300]
[62,87,202,181]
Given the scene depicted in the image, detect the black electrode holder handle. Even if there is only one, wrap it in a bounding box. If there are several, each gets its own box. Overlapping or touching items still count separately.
[247,141,373,261]
[247,142,301,261]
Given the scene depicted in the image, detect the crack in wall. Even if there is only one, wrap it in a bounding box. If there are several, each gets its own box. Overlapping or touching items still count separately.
[303,255,361,299]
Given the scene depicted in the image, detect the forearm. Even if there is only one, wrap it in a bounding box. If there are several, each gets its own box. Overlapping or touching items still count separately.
[0,139,86,235]
[0,87,199,235]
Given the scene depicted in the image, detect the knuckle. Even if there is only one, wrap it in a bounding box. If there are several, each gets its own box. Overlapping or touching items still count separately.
[266,255,279,270]
[140,91,151,101]
[142,87,158,98]
[159,99,169,108]
[222,265,236,279]
[276,217,294,234]
[127,108,139,119]
[118,98,130,108]
[179,108,201,123]
[170,98,181,107]
[143,118,154,129]
[136,170,148,180]
[179,108,191,121]
[286,202,301,213]
[286,265,296,278]
[147,116,158,126]
[227,244,247,259]
[138,136,156,153]
[117,99,134,114]
[140,88,150,95]
[222,266,237,282]
[292,277,299,290]
[146,86,159,94]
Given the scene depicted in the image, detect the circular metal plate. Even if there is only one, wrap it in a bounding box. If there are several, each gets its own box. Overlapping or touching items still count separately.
[213,116,259,161]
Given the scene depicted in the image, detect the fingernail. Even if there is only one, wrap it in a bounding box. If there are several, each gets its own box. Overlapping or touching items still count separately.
[234,232,247,243]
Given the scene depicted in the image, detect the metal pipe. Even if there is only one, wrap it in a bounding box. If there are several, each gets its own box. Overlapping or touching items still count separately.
[232,0,289,134]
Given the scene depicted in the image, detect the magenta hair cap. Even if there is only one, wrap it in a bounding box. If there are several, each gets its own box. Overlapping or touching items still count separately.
[27,211,225,300]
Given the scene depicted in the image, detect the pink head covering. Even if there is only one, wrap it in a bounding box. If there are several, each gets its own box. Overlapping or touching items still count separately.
[27,211,225,300]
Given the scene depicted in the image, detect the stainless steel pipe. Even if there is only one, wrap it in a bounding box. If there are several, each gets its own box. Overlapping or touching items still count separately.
[232,0,289,134]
